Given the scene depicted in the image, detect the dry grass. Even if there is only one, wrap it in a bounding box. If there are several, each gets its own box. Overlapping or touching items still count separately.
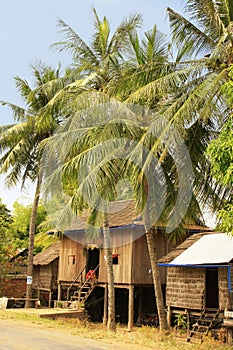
[0,309,232,350]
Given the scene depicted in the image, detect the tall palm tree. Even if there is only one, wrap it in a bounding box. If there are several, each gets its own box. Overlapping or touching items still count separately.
[114,0,233,328]
[122,0,233,241]
[44,19,174,331]
[0,63,65,307]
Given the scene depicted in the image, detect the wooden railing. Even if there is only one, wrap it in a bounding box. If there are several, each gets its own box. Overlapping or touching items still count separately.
[66,265,87,301]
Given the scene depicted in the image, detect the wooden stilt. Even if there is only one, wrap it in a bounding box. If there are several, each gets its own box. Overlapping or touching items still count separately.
[128,285,134,331]
[137,287,143,324]
[57,282,62,301]
[103,283,108,326]
[167,306,172,328]
[49,290,52,308]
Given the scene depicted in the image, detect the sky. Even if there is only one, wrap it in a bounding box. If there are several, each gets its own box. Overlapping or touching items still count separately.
[0,0,187,212]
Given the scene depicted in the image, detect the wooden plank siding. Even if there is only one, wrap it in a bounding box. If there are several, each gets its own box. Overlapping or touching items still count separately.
[99,242,133,284]
[58,236,86,282]
[58,226,177,286]
[95,227,134,284]
[132,234,152,285]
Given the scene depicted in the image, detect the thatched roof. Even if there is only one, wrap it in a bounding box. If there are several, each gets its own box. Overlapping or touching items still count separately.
[66,200,140,232]
[158,231,217,264]
[65,199,209,233]
[33,241,60,266]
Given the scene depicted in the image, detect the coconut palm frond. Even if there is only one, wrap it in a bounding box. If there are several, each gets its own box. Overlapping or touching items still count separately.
[167,7,215,58]
[185,0,228,33]
[52,18,97,66]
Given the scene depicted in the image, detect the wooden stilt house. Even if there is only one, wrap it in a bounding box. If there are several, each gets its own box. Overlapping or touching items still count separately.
[57,199,208,327]
[159,232,233,342]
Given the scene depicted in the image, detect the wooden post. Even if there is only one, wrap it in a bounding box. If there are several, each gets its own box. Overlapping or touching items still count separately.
[49,290,52,308]
[137,287,143,324]
[128,285,134,331]
[57,282,62,301]
[227,328,233,344]
[103,283,108,326]
[167,306,172,328]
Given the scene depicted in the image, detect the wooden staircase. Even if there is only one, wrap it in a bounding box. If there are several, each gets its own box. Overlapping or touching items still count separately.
[70,280,97,308]
[187,309,223,343]
[67,265,99,309]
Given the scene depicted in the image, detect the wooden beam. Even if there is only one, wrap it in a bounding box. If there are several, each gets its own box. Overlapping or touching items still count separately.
[128,285,134,330]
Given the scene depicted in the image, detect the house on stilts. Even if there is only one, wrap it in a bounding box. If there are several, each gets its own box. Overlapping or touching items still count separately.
[55,199,209,328]
[158,232,233,343]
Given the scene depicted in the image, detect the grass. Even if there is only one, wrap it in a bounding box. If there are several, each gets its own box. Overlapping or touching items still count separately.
[0,309,232,350]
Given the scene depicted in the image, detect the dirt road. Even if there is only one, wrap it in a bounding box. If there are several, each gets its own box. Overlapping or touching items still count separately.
[0,319,126,350]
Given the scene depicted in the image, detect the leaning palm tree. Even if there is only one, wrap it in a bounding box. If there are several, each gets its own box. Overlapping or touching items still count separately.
[127,0,233,122]
[115,0,233,328]
[123,0,233,241]
[0,63,66,307]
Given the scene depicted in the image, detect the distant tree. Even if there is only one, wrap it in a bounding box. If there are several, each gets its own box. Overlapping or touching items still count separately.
[9,201,50,252]
[206,118,233,233]
[0,198,13,293]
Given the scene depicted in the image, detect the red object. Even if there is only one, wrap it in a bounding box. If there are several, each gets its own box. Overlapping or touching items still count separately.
[86,269,97,281]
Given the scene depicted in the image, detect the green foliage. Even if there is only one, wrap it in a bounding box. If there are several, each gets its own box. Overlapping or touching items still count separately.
[0,198,14,287]
[206,118,233,186]
[206,67,233,233]
[9,201,55,252]
[174,313,189,330]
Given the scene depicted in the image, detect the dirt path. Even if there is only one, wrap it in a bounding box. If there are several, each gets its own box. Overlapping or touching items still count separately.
[0,319,129,350]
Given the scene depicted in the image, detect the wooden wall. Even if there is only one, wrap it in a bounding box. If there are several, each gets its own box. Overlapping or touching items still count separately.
[98,228,133,284]
[132,234,152,285]
[58,236,86,282]
[166,267,205,309]
[59,226,175,285]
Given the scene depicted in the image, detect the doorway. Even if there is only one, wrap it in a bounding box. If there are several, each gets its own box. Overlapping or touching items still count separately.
[87,248,100,277]
[205,268,219,309]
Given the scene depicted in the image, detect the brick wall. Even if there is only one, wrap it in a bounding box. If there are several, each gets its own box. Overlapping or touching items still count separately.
[0,276,26,298]
[166,267,205,309]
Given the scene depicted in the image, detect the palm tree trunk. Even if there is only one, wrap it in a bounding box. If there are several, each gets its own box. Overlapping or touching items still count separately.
[145,229,168,331]
[103,213,116,331]
[25,171,42,308]
[144,207,168,331]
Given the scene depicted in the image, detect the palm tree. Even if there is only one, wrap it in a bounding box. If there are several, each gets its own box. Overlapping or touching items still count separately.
[112,24,170,103]
[43,8,141,112]
[113,0,233,329]
[0,63,65,307]
[44,18,175,331]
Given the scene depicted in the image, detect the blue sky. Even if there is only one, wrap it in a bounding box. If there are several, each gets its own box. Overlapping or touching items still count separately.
[0,0,185,210]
